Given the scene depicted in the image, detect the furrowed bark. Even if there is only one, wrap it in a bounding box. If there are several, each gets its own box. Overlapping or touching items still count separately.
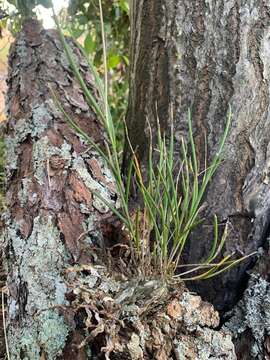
[125,0,270,313]
[3,20,118,359]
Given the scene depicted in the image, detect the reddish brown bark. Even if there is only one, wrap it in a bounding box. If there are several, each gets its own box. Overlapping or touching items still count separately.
[3,19,117,358]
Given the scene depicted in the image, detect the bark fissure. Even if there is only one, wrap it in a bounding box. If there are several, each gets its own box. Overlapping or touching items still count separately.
[126,0,270,358]
[126,0,270,314]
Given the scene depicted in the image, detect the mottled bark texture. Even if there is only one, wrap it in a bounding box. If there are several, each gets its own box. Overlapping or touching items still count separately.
[225,242,270,359]
[126,0,270,312]
[3,20,118,359]
[2,17,239,360]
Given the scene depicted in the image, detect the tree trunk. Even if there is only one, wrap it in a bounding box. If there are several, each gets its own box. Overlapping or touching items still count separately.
[126,1,270,358]
[126,0,270,312]
[3,19,118,359]
[2,17,239,360]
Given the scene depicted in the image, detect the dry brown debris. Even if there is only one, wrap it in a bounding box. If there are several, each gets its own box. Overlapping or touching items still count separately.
[61,260,236,359]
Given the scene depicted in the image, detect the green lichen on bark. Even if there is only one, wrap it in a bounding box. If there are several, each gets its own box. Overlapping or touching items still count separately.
[8,310,69,360]
[31,102,53,136]
[5,101,57,179]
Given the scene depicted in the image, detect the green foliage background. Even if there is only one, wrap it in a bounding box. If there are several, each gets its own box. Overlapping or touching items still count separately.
[64,0,130,146]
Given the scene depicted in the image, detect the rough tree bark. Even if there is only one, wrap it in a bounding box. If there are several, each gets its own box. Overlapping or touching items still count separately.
[126,0,270,308]
[3,19,118,358]
[125,0,270,358]
[2,16,238,360]
[225,241,270,359]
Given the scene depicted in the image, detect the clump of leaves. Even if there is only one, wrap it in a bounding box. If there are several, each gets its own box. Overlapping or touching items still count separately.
[53,3,254,282]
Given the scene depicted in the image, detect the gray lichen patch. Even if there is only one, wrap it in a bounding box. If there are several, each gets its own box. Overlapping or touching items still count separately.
[8,325,40,360]
[10,215,69,313]
[8,310,69,360]
[13,118,32,142]
[5,100,68,184]
[38,311,69,358]
[80,216,105,248]
[5,135,19,177]
[173,328,236,360]
[15,38,28,61]
[4,218,25,258]
[7,215,70,358]
[12,101,55,141]
[225,274,270,359]
[197,329,236,359]
[178,292,220,329]
[6,101,54,164]
[95,154,117,185]
[31,102,53,137]
[32,136,71,185]
[18,177,32,206]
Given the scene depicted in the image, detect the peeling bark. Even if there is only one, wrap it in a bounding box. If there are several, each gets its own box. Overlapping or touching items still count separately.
[126,0,270,312]
[3,20,118,359]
